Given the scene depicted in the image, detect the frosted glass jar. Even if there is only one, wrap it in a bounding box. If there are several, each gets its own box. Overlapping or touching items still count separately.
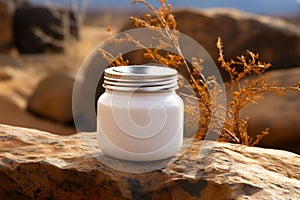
[97,66,184,161]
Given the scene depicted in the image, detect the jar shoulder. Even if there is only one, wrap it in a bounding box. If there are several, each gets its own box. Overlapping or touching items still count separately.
[98,91,183,107]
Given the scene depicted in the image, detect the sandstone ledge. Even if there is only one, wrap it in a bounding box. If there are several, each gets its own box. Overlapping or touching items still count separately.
[0,124,300,199]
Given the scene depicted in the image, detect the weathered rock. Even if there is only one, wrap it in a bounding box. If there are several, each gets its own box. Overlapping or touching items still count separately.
[1,124,300,199]
[241,67,300,154]
[14,5,79,53]
[121,8,300,70]
[0,1,13,52]
[0,96,75,135]
[27,73,74,124]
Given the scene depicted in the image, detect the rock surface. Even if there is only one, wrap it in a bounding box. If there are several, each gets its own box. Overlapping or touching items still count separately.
[27,73,74,124]
[121,8,300,70]
[1,124,300,199]
[241,67,300,154]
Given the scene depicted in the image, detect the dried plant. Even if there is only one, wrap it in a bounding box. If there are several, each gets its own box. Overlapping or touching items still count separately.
[99,0,300,146]
[217,38,300,145]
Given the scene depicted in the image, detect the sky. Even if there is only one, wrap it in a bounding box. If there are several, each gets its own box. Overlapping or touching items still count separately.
[30,0,300,15]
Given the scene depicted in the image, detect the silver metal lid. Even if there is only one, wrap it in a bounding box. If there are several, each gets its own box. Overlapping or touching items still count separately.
[103,66,178,92]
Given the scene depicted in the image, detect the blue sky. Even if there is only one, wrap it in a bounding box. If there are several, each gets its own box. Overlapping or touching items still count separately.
[30,0,300,15]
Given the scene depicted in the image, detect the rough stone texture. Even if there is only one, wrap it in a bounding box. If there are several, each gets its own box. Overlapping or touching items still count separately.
[0,1,13,52]
[121,8,300,70]
[27,73,74,124]
[1,124,300,199]
[241,67,300,154]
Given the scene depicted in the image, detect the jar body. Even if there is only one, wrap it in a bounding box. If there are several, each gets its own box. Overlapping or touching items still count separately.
[97,89,183,161]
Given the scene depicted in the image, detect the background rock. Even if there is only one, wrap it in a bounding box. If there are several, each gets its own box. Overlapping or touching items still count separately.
[241,67,300,154]
[7,0,29,8]
[0,96,75,135]
[1,124,300,199]
[0,25,110,135]
[121,8,300,71]
[27,73,74,124]
[0,1,13,52]
[0,71,13,81]
[14,5,79,53]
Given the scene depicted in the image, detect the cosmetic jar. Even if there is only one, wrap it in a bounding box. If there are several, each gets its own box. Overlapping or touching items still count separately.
[97,65,183,161]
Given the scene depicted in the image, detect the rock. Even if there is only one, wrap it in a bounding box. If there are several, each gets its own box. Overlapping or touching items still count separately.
[1,124,300,199]
[0,71,13,81]
[13,5,79,53]
[10,0,29,7]
[27,73,74,124]
[0,96,75,135]
[0,1,13,52]
[241,67,300,154]
[121,8,300,70]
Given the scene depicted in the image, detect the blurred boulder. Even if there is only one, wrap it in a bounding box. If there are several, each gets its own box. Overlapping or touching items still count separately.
[27,73,74,124]
[14,6,79,53]
[0,71,13,81]
[10,0,29,7]
[0,96,75,135]
[241,67,300,154]
[0,1,13,52]
[121,8,300,70]
[8,0,29,9]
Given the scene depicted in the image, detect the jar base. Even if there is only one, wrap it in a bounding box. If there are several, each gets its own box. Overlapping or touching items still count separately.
[97,132,183,162]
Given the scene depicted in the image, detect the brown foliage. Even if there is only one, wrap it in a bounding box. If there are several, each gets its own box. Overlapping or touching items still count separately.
[217,38,300,145]
[99,0,300,146]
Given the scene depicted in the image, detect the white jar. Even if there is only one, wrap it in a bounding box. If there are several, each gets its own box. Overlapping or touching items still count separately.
[97,66,184,161]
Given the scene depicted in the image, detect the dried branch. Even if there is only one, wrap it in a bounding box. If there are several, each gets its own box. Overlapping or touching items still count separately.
[99,0,300,146]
